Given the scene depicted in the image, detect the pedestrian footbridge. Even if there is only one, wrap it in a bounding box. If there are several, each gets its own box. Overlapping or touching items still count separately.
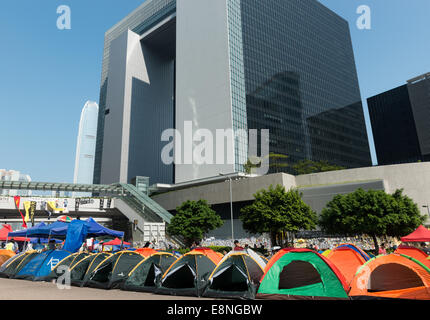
[0,181,184,246]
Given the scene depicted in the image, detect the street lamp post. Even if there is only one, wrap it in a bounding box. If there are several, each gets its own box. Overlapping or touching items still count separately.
[220,173,234,240]
[423,205,430,218]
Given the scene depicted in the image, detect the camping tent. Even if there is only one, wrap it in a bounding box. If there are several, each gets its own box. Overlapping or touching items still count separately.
[122,252,178,293]
[394,245,430,268]
[203,249,266,299]
[257,248,350,300]
[0,251,39,278]
[325,245,368,285]
[84,251,145,289]
[133,248,158,257]
[0,250,15,267]
[401,225,430,242]
[335,243,371,261]
[321,249,331,257]
[13,249,71,281]
[349,253,430,300]
[156,248,223,297]
[45,252,91,282]
[69,252,112,287]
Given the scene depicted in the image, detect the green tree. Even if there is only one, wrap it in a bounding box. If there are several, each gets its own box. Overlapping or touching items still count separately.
[319,188,425,255]
[293,159,345,175]
[167,200,223,247]
[240,185,317,246]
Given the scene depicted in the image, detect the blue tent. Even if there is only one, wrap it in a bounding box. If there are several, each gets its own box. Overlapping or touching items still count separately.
[51,217,124,239]
[14,249,71,281]
[8,222,46,238]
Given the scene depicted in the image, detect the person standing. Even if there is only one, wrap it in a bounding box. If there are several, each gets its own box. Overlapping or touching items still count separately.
[378,243,387,255]
[233,240,244,251]
[5,242,14,251]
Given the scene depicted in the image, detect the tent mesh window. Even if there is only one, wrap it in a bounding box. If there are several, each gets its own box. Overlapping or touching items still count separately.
[278,260,322,290]
[368,263,425,292]
[163,263,196,289]
[211,264,249,292]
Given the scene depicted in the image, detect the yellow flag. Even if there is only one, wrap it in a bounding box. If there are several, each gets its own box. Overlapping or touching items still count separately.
[24,201,31,223]
[47,201,64,213]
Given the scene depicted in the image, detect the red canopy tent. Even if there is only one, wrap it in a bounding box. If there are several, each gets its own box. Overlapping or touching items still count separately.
[0,224,30,242]
[102,238,130,246]
[401,225,430,242]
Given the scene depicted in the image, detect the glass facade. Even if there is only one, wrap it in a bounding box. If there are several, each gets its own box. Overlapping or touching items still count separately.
[94,0,176,184]
[239,0,371,172]
[227,0,248,172]
[368,75,430,165]
[96,0,372,185]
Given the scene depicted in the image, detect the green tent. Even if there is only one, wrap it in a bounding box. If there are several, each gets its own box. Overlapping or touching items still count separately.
[156,250,220,297]
[203,251,265,300]
[0,251,39,279]
[69,252,111,287]
[85,251,145,289]
[122,252,177,292]
[257,249,349,300]
[46,252,90,282]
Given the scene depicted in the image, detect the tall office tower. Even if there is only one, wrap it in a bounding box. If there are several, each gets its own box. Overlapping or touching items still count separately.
[0,170,31,196]
[94,0,371,185]
[368,73,430,165]
[74,101,99,185]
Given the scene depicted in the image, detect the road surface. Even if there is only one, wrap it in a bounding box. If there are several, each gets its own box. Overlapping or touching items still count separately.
[0,278,214,300]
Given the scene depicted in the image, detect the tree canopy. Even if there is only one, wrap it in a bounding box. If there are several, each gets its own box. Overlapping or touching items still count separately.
[319,188,425,253]
[167,200,223,247]
[240,184,317,246]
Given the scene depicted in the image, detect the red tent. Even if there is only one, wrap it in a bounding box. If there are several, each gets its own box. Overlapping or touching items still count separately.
[102,238,130,246]
[0,224,30,242]
[401,225,430,242]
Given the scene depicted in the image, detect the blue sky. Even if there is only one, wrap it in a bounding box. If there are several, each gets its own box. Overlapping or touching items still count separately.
[0,1,429,183]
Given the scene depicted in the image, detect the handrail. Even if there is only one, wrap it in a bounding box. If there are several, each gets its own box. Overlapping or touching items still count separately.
[118,184,173,223]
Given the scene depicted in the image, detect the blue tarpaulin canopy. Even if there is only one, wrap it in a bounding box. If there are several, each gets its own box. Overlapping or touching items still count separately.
[51,217,124,239]
[30,238,63,244]
[63,220,88,253]
[8,222,47,238]
[24,221,69,238]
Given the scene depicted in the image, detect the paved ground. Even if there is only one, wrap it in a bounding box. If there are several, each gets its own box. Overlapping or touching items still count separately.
[0,278,214,300]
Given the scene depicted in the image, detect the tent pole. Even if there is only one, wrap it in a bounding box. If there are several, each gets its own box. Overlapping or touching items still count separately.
[120,236,124,250]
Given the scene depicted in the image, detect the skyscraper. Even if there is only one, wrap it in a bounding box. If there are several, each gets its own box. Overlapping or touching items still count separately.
[74,101,99,185]
[94,0,371,186]
[367,72,430,165]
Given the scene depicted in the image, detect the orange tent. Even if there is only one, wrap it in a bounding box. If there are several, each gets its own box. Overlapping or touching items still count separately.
[395,245,430,268]
[349,253,430,300]
[326,246,367,285]
[134,247,158,257]
[0,249,15,267]
[187,247,223,265]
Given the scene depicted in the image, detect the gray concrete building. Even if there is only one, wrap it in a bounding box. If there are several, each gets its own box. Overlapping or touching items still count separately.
[151,162,430,238]
[94,0,371,187]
